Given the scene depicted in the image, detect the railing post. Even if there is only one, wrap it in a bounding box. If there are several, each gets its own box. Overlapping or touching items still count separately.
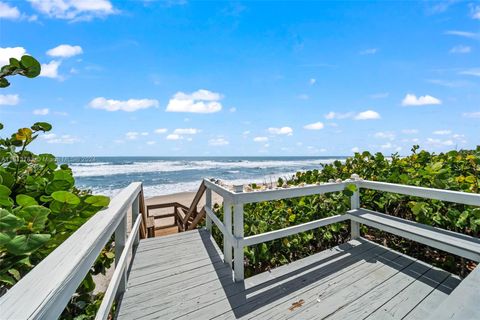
[115,212,128,297]
[223,200,233,267]
[206,188,212,233]
[132,194,140,248]
[233,203,244,281]
[350,179,361,239]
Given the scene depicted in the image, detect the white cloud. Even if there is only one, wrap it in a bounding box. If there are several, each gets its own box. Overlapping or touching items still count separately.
[268,127,293,135]
[297,94,309,100]
[445,30,479,39]
[146,141,156,145]
[47,44,83,58]
[303,122,324,130]
[208,137,229,146]
[471,5,480,20]
[166,134,182,140]
[40,60,62,79]
[166,89,223,113]
[33,108,49,115]
[450,45,471,54]
[359,48,378,55]
[433,130,451,135]
[401,94,442,106]
[369,92,389,99]
[154,128,168,134]
[0,47,26,67]
[381,142,393,149]
[27,0,117,21]
[427,138,454,146]
[0,94,19,106]
[374,131,395,140]
[462,111,480,118]
[459,68,480,77]
[325,111,354,120]
[229,107,236,112]
[89,97,159,112]
[253,136,268,142]
[173,128,199,135]
[0,2,20,19]
[41,133,80,144]
[351,147,360,153]
[124,131,148,140]
[309,78,316,85]
[354,110,381,120]
[402,129,419,134]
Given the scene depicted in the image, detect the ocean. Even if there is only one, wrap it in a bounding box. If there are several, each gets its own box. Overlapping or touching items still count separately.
[62,157,346,198]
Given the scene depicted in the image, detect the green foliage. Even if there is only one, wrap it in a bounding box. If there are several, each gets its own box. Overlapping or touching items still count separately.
[0,122,112,318]
[212,146,480,277]
[0,55,41,88]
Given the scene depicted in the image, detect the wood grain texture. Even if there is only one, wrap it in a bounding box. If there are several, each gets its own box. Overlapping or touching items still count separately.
[115,231,461,320]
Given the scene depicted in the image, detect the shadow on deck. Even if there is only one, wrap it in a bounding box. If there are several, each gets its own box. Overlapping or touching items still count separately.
[115,229,460,320]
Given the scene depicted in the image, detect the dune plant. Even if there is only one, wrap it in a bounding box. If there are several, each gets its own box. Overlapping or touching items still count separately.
[0,56,113,319]
[212,146,480,278]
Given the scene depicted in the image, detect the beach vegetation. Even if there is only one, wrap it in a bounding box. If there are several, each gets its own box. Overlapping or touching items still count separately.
[0,56,112,318]
[212,146,480,278]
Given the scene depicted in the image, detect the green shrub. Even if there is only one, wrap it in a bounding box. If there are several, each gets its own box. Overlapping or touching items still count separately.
[212,146,480,277]
[0,122,113,318]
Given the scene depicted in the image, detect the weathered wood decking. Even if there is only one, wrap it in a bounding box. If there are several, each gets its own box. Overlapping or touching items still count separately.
[116,229,461,320]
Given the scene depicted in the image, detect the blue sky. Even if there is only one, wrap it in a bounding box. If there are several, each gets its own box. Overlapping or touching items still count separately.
[0,0,479,156]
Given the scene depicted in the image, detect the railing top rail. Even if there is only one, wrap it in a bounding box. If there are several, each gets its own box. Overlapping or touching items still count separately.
[360,180,480,207]
[204,178,350,204]
[0,182,143,320]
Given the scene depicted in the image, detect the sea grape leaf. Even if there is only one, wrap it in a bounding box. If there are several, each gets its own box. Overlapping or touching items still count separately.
[0,209,24,230]
[17,205,50,231]
[51,191,80,205]
[16,194,38,207]
[0,185,11,197]
[5,234,51,255]
[85,195,110,207]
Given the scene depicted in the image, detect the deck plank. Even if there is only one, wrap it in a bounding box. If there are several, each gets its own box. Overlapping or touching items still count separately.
[366,267,451,319]
[115,230,463,320]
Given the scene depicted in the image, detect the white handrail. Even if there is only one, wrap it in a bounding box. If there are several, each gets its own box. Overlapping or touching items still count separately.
[203,176,480,282]
[0,182,143,320]
[360,180,480,206]
[95,214,143,320]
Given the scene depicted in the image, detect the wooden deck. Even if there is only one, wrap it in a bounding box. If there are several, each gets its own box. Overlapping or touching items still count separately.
[116,229,461,320]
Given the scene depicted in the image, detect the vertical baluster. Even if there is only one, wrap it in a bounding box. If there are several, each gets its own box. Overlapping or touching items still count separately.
[206,188,212,233]
[233,203,244,281]
[350,180,361,239]
[114,211,128,298]
[223,200,233,267]
[132,194,140,248]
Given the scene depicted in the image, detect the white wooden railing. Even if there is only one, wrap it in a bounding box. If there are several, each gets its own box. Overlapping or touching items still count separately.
[203,176,480,282]
[0,182,145,320]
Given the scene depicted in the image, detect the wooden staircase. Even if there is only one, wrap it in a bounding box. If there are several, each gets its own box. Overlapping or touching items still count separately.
[145,181,207,236]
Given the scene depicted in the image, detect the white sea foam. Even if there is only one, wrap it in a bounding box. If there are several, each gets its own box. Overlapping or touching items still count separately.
[70,159,338,178]
[88,170,301,198]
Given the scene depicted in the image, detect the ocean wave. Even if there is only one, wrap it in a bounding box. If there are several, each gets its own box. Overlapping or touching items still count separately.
[85,170,301,198]
[70,158,338,177]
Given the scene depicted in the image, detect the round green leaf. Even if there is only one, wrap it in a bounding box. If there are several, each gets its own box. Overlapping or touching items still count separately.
[20,55,41,78]
[85,195,110,207]
[0,78,10,88]
[31,122,52,132]
[0,209,24,230]
[18,205,50,231]
[51,191,80,205]
[5,234,51,255]
[16,194,38,207]
[0,185,11,197]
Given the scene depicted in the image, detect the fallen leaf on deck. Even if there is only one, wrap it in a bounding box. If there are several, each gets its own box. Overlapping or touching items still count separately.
[288,299,305,311]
